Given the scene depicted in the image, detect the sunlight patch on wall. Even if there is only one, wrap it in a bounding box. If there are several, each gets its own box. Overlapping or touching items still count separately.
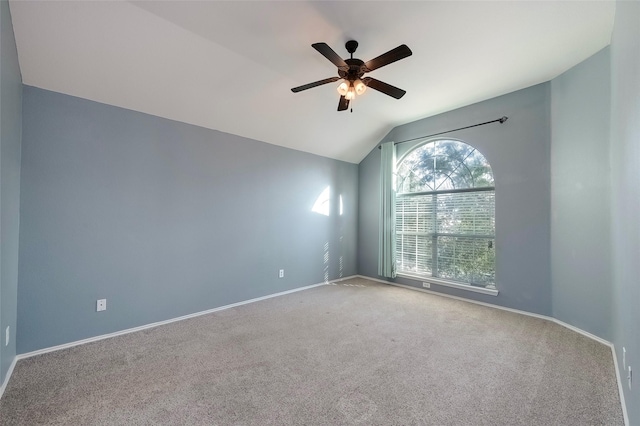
[312,186,331,216]
[324,241,330,283]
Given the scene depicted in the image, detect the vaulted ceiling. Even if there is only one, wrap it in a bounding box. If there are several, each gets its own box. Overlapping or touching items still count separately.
[9,1,615,163]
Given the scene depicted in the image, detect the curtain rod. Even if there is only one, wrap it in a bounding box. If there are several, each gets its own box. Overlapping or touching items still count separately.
[378,116,508,149]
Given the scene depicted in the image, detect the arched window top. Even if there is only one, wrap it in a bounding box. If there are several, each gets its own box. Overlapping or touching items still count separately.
[397,139,493,193]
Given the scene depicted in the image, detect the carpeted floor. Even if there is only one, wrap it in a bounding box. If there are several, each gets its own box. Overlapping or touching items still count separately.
[0,277,623,425]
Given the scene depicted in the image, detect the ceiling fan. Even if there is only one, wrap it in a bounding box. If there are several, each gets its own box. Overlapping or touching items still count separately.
[291,40,412,111]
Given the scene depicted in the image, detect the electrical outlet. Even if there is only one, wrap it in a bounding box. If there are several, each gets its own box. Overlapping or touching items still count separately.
[279,269,284,278]
[628,366,633,390]
[96,299,107,312]
[623,347,626,369]
[422,282,431,289]
[5,326,9,346]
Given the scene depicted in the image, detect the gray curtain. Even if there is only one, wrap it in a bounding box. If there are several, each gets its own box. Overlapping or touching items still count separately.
[378,142,397,278]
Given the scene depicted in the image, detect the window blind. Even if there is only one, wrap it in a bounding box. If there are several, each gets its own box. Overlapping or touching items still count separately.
[396,189,495,287]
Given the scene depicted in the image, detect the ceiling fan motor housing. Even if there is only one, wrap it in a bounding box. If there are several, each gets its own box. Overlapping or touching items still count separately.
[339,58,366,82]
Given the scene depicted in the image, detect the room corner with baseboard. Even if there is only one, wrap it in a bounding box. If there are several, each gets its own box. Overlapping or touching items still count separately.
[0,0,22,396]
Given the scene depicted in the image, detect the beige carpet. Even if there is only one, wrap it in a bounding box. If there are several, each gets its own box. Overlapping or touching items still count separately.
[0,277,623,425]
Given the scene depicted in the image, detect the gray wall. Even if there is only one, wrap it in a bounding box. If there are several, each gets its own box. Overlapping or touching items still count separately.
[358,84,552,315]
[550,48,612,340]
[0,0,22,384]
[610,0,640,423]
[17,86,358,353]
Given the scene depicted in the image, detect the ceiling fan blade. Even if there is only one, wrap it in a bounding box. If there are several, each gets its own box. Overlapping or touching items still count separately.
[364,44,412,72]
[362,77,406,99]
[312,43,349,70]
[291,77,340,93]
[338,95,349,111]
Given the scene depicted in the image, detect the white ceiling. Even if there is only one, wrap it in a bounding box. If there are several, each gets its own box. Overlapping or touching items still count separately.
[9,1,615,163]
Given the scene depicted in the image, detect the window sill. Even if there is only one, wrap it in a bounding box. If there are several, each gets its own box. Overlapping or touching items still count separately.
[396,273,499,296]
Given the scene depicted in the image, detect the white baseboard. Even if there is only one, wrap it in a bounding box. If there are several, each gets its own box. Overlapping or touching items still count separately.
[0,356,18,400]
[611,345,630,426]
[15,275,357,362]
[357,274,629,424]
[361,275,608,343]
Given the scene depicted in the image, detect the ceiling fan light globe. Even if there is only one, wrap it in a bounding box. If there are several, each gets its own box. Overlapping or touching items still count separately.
[337,81,349,96]
[354,79,367,95]
[346,87,356,100]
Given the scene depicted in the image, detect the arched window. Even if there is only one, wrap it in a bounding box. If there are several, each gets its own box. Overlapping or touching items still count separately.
[395,139,495,289]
